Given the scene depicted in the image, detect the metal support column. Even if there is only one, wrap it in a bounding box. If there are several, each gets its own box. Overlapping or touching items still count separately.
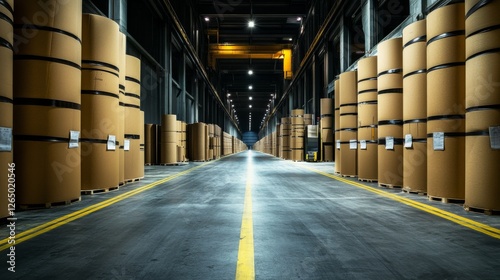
[109,0,127,31]
[363,0,377,53]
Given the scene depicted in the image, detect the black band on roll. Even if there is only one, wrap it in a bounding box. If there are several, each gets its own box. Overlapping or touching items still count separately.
[467,24,500,38]
[125,92,141,100]
[466,47,500,61]
[403,69,427,79]
[361,140,378,144]
[427,62,465,73]
[14,98,81,110]
[0,37,12,51]
[358,77,377,83]
[404,119,427,124]
[340,113,358,116]
[320,114,333,118]
[81,90,120,99]
[0,10,13,25]
[358,125,378,129]
[0,0,14,15]
[427,30,465,45]
[15,55,81,70]
[126,76,141,85]
[466,105,500,112]
[335,108,340,111]
[339,128,358,132]
[125,134,140,139]
[80,138,108,144]
[412,138,428,143]
[0,96,13,104]
[404,35,427,48]
[340,103,357,107]
[466,130,490,136]
[427,132,466,137]
[427,115,465,121]
[465,0,492,19]
[82,67,119,78]
[124,103,141,109]
[378,88,403,95]
[378,138,405,145]
[119,84,126,90]
[14,135,69,143]
[358,89,378,94]
[119,102,125,107]
[82,60,119,73]
[378,69,402,77]
[378,120,404,125]
[358,101,378,105]
[13,24,81,43]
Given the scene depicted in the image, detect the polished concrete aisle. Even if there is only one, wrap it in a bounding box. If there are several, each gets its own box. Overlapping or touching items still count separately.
[1,151,500,279]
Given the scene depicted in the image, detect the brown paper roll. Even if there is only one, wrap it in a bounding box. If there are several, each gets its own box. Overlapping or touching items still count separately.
[465,0,500,37]
[161,114,177,131]
[465,29,500,59]
[466,109,500,132]
[358,83,378,100]
[403,20,426,75]
[320,98,333,115]
[466,52,500,109]
[334,109,340,130]
[426,3,465,40]
[377,38,403,73]
[334,80,340,109]
[358,127,378,141]
[14,105,80,138]
[145,124,156,164]
[427,36,465,68]
[81,94,119,139]
[378,145,404,186]
[291,149,303,161]
[291,137,304,149]
[378,73,403,92]
[403,73,427,120]
[119,33,126,92]
[0,47,12,100]
[334,131,341,173]
[81,142,119,190]
[0,102,12,128]
[340,130,357,142]
[291,116,304,125]
[403,141,427,193]
[321,128,334,143]
[378,124,403,138]
[427,136,465,199]
[404,122,427,139]
[82,14,119,70]
[340,115,357,130]
[291,109,304,116]
[0,7,13,44]
[427,66,466,117]
[358,142,378,181]
[323,144,334,162]
[339,104,357,115]
[465,135,500,211]
[378,94,403,122]
[358,103,377,127]
[427,118,465,134]
[320,117,333,129]
[358,56,377,81]
[403,19,426,46]
[340,144,357,176]
[339,71,357,106]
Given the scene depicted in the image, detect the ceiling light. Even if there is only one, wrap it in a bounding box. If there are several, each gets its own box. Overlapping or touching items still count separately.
[249,105,252,108]
[297,17,302,21]
[249,85,253,90]
[232,104,234,107]
[248,70,253,75]
[288,38,293,41]
[248,20,255,28]
[230,99,233,102]
[227,93,231,97]
[249,96,253,100]
[205,17,210,22]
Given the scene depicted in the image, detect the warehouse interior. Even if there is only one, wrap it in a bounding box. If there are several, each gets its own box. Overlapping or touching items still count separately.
[1,0,500,278]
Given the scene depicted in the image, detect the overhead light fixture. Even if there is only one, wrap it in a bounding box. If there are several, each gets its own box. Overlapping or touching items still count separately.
[232,104,234,107]
[248,20,255,28]
[249,85,253,90]
[230,99,233,102]
[249,105,252,108]
[227,93,231,97]
[297,17,302,21]
[249,96,253,100]
[288,38,293,41]
[248,70,253,75]
[205,17,210,22]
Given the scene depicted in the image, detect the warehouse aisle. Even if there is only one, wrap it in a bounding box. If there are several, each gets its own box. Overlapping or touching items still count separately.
[1,151,500,279]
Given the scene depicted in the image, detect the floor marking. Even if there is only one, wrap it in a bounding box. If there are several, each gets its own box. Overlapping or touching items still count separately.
[0,160,217,252]
[236,156,255,280]
[300,165,500,240]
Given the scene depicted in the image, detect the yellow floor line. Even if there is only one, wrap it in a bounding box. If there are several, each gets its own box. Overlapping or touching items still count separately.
[235,161,255,280]
[0,160,216,252]
[301,165,500,240]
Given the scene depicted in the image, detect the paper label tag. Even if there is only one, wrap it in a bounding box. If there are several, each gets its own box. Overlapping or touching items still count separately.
[124,139,131,151]
[0,127,12,152]
[490,126,500,150]
[404,134,413,148]
[336,140,341,150]
[349,140,357,150]
[385,136,394,150]
[69,130,80,149]
[107,135,116,151]
[433,132,445,151]
[360,140,367,150]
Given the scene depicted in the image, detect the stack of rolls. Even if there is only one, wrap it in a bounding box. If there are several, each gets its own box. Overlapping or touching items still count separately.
[339,71,358,177]
[320,98,334,162]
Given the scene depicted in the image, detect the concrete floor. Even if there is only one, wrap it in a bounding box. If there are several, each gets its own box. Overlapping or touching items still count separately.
[1,150,500,279]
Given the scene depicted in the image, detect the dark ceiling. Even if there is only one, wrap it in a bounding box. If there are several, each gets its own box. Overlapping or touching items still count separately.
[197,0,309,132]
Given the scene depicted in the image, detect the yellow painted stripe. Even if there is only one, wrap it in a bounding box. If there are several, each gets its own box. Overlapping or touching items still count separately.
[301,165,500,239]
[236,163,255,279]
[0,160,216,252]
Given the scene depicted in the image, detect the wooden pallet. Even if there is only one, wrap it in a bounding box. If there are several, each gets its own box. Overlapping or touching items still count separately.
[341,174,357,178]
[463,205,499,215]
[19,197,81,210]
[358,178,378,183]
[126,177,142,183]
[379,183,402,189]
[81,186,119,195]
[160,162,188,166]
[119,181,127,186]
[402,187,426,196]
[428,196,464,204]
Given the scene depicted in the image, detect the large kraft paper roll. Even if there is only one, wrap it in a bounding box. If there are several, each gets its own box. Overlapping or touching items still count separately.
[403,122,427,193]
[320,98,333,116]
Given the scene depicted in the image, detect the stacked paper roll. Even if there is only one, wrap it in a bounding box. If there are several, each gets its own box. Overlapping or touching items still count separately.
[339,71,358,177]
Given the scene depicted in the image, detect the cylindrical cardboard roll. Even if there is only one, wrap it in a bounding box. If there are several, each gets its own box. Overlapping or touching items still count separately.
[145,124,156,164]
[334,131,341,173]
[0,48,13,101]
[291,109,304,116]
[191,123,207,161]
[358,127,378,141]
[321,117,333,129]
[320,98,333,115]
[82,68,120,94]
[404,122,427,139]
[334,79,340,109]
[82,14,119,71]
[358,84,378,101]
[378,94,403,121]
[465,29,500,59]
[466,109,500,132]
[465,134,500,211]
[124,138,141,181]
[81,142,119,190]
[377,38,403,74]
[81,94,119,138]
[403,41,426,76]
[465,0,500,37]
[119,32,126,92]
[466,53,500,109]
[291,116,304,125]
[304,114,313,125]
[427,136,465,199]
[291,149,303,161]
[340,130,357,142]
[403,141,427,193]
[427,36,465,68]
[125,54,141,92]
[321,128,334,143]
[334,109,340,130]
[0,102,12,131]
[161,114,177,131]
[378,145,404,186]
[378,73,403,92]
[358,103,377,127]
[403,73,427,120]
[427,3,465,41]
[378,124,403,138]
[358,141,378,181]
[427,66,466,117]
[427,118,465,134]
[340,115,357,130]
[124,106,141,136]
[403,19,426,56]
[0,3,13,45]
[291,137,304,149]
[358,56,377,81]
[323,144,334,162]
[339,71,357,106]
[281,117,291,124]
[15,141,81,205]
[14,105,79,138]
[339,104,357,115]
[340,143,357,176]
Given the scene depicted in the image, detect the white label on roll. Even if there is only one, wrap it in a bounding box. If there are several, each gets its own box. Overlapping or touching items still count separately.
[69,130,80,149]
[124,139,130,151]
[490,126,500,150]
[107,135,116,151]
[385,137,394,150]
[404,134,413,148]
[433,132,445,151]
[0,127,12,152]
[349,140,357,150]
[360,140,367,150]
[336,140,341,150]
